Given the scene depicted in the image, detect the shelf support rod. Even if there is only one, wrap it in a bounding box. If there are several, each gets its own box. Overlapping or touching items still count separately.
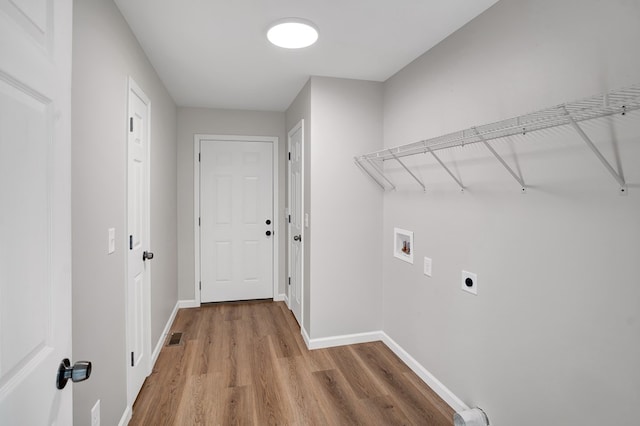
[354,158,385,190]
[426,147,465,191]
[365,157,396,190]
[474,128,526,192]
[388,150,425,191]
[564,108,627,193]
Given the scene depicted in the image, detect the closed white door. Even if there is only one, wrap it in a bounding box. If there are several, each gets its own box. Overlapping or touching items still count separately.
[126,79,151,405]
[200,140,274,302]
[288,121,304,325]
[0,0,73,424]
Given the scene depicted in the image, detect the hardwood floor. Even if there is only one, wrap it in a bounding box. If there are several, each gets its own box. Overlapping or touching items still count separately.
[130,301,454,425]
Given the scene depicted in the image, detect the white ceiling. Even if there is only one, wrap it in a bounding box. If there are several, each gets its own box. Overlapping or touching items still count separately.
[114,0,499,112]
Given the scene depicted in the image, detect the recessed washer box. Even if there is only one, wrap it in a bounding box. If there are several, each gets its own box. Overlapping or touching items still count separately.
[393,228,413,264]
[462,270,478,295]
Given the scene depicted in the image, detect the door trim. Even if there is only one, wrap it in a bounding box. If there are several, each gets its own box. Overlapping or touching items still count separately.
[193,134,280,305]
[287,120,305,329]
[125,76,152,406]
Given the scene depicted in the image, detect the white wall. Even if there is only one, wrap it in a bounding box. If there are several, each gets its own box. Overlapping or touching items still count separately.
[308,77,384,338]
[177,107,286,300]
[381,1,640,425]
[72,0,177,424]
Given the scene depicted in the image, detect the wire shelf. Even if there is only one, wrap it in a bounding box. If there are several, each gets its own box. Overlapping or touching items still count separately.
[354,84,640,192]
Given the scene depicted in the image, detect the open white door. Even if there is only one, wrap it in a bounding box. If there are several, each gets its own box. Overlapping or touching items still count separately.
[126,78,152,407]
[0,0,74,424]
[199,137,275,303]
[287,121,304,326]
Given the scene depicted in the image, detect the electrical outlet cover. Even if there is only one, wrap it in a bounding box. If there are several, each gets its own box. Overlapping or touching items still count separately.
[462,270,478,295]
[91,400,100,426]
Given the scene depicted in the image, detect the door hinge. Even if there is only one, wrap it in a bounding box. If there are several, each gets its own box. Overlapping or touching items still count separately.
[129,117,133,132]
[131,352,134,367]
[198,217,201,226]
[288,277,291,286]
[129,235,133,250]
[288,152,291,160]
[199,281,201,290]
[198,152,201,162]
[288,215,291,223]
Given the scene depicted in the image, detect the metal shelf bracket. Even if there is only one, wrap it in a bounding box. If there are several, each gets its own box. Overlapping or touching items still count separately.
[563,108,627,194]
[354,158,386,190]
[426,147,465,191]
[388,150,426,191]
[473,128,527,192]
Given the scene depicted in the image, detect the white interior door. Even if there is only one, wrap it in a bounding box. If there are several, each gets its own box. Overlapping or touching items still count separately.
[126,78,151,406]
[288,121,303,325]
[0,0,73,424]
[200,139,274,302]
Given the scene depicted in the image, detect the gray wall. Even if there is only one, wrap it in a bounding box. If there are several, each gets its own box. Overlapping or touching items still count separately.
[72,0,177,424]
[285,81,312,332]
[381,1,640,425]
[177,107,286,300]
[308,77,384,338]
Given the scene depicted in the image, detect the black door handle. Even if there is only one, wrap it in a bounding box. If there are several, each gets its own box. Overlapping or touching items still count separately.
[265,219,271,225]
[57,358,92,389]
[143,251,154,261]
[293,235,301,242]
[266,231,272,236]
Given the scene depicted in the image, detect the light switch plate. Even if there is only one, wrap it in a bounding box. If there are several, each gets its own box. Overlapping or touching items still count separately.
[423,257,432,277]
[108,228,115,254]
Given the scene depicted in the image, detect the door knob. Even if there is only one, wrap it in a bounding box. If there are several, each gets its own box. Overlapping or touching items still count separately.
[266,230,272,236]
[265,219,271,225]
[293,235,301,242]
[143,251,154,261]
[57,358,92,389]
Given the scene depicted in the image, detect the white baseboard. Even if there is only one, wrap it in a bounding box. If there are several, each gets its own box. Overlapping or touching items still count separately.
[300,328,467,414]
[306,330,383,350]
[150,301,180,371]
[380,332,468,413]
[273,293,287,302]
[178,299,199,309]
[118,404,132,426]
[301,325,311,349]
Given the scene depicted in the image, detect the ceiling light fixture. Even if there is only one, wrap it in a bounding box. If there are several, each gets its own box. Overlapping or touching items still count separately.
[267,18,318,49]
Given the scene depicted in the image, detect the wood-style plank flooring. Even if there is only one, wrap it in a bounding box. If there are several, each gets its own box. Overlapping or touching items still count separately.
[130,301,454,425]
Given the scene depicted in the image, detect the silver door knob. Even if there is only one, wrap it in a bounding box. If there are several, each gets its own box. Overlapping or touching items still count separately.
[57,358,92,389]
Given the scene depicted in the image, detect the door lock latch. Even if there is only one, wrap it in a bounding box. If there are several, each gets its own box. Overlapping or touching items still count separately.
[143,251,154,261]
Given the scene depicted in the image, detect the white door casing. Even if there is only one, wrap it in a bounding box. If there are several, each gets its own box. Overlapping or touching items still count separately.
[287,120,304,326]
[194,135,279,304]
[0,0,73,424]
[126,77,151,406]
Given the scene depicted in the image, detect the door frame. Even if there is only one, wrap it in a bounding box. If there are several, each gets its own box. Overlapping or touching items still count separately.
[125,76,152,406]
[193,134,280,305]
[287,120,305,328]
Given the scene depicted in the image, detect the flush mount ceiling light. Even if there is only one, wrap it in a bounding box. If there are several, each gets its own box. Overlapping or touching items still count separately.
[267,18,318,49]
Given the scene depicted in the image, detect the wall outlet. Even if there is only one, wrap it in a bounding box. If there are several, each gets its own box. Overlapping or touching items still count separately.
[91,399,100,426]
[423,257,432,277]
[462,270,478,295]
[108,228,115,254]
